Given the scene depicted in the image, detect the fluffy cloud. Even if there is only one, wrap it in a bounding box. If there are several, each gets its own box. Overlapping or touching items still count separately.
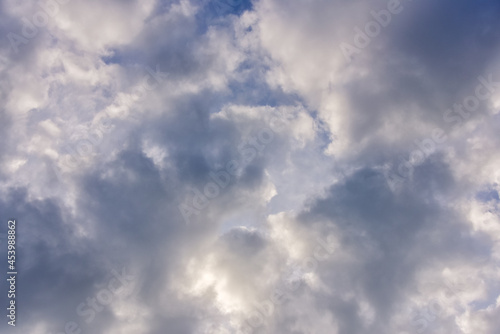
[0,0,499,333]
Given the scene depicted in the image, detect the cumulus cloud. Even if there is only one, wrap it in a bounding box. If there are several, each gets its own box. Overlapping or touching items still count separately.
[0,0,499,333]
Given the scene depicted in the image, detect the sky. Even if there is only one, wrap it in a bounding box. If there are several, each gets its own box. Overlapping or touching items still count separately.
[0,0,500,333]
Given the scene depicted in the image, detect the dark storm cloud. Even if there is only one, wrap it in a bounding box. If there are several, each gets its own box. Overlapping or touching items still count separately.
[292,162,495,333]
[0,187,118,333]
[337,0,500,154]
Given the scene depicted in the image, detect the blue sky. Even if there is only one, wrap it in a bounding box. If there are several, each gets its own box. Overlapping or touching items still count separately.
[1,0,500,333]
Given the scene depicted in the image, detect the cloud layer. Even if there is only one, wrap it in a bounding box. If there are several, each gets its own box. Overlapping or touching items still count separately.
[1,0,500,333]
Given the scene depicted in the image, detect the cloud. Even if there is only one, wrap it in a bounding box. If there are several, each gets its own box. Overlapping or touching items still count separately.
[0,0,499,333]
